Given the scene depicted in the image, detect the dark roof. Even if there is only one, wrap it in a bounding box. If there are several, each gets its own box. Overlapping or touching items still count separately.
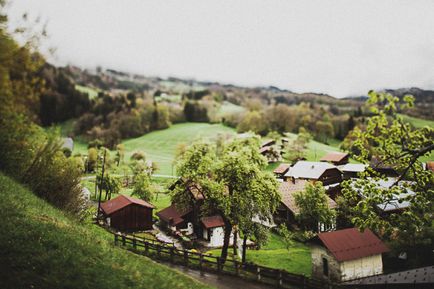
[201,215,225,229]
[100,195,155,215]
[320,152,349,163]
[261,139,275,147]
[284,161,339,180]
[169,178,205,200]
[279,181,336,215]
[316,228,389,262]
[273,163,291,174]
[156,204,192,226]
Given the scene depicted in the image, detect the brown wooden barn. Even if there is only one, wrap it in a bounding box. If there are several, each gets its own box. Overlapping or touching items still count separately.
[320,152,349,166]
[100,194,155,232]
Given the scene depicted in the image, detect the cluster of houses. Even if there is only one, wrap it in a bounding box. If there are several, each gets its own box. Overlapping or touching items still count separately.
[98,145,434,283]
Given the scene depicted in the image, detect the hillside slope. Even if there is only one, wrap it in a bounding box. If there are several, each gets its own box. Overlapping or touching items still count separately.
[0,173,210,289]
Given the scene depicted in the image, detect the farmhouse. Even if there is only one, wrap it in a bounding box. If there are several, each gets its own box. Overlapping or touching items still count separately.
[275,180,337,231]
[100,194,155,231]
[156,204,194,232]
[201,215,226,247]
[340,163,366,179]
[309,228,389,282]
[158,178,228,247]
[284,161,342,185]
[320,152,349,166]
[273,163,291,179]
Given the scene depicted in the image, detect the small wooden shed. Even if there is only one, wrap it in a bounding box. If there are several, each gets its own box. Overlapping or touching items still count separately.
[100,194,155,232]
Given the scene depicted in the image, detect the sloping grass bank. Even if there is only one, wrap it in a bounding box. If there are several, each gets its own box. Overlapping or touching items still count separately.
[0,173,210,289]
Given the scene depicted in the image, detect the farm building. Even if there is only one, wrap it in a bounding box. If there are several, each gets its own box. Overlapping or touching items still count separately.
[309,228,389,282]
[259,145,281,163]
[273,163,291,179]
[201,215,226,247]
[275,180,337,231]
[370,156,399,177]
[156,204,194,232]
[100,194,155,232]
[320,152,349,166]
[284,161,342,185]
[339,163,366,179]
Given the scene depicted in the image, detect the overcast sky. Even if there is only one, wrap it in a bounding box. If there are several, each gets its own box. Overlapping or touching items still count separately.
[7,0,434,97]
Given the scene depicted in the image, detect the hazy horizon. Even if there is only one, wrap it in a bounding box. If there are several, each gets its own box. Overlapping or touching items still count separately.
[7,0,434,98]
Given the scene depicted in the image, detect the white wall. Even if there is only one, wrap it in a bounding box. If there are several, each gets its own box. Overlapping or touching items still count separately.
[340,254,383,281]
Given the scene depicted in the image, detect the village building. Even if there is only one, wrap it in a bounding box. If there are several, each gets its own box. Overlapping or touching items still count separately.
[284,161,342,185]
[100,194,155,232]
[156,204,194,233]
[339,163,366,179]
[157,178,228,247]
[370,156,399,177]
[273,163,291,179]
[320,152,350,166]
[201,215,226,247]
[309,228,389,282]
[259,145,281,163]
[275,180,337,231]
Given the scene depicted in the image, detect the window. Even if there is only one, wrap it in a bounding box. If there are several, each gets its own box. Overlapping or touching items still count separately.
[322,257,329,276]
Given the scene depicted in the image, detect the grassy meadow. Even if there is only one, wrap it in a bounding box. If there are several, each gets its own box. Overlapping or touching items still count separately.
[207,233,312,276]
[0,173,210,289]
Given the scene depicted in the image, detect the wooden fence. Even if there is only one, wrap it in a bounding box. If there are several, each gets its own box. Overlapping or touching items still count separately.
[113,232,334,289]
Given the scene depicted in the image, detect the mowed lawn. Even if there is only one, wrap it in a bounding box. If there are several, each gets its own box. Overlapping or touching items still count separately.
[207,233,312,276]
[122,123,235,175]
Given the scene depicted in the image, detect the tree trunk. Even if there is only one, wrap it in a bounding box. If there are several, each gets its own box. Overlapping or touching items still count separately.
[233,226,238,258]
[220,220,232,263]
[242,235,247,263]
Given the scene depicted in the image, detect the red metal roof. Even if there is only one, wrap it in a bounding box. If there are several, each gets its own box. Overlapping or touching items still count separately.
[100,194,155,215]
[317,228,389,262]
[156,204,192,226]
[201,215,225,229]
[320,152,349,163]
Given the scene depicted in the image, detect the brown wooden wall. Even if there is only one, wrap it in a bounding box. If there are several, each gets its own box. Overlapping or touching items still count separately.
[109,204,153,232]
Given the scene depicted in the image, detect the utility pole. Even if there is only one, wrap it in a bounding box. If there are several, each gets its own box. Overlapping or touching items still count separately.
[94,151,99,199]
[97,149,107,220]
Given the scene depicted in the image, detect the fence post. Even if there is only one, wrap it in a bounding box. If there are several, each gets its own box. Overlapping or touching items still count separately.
[145,241,149,253]
[157,245,161,258]
[199,253,203,274]
[278,270,282,287]
[257,266,261,281]
[122,235,126,246]
[114,233,118,245]
[184,250,189,267]
[234,260,239,276]
[169,247,174,263]
[216,257,221,274]
[132,237,137,250]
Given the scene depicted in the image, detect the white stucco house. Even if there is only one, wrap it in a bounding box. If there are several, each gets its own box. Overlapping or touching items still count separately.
[201,215,230,247]
[309,228,389,282]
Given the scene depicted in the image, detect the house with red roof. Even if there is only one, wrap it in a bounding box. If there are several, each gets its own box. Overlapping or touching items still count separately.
[320,152,349,166]
[100,194,155,231]
[309,228,389,282]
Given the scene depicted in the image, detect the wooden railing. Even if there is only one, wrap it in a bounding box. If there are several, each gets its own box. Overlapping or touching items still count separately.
[113,232,334,289]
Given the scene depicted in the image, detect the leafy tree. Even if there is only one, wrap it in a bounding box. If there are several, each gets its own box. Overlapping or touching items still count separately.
[115,144,125,166]
[87,147,98,172]
[340,91,434,247]
[285,127,312,163]
[294,182,336,233]
[278,224,294,251]
[132,172,154,202]
[173,137,280,262]
[97,173,121,200]
[236,111,268,135]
